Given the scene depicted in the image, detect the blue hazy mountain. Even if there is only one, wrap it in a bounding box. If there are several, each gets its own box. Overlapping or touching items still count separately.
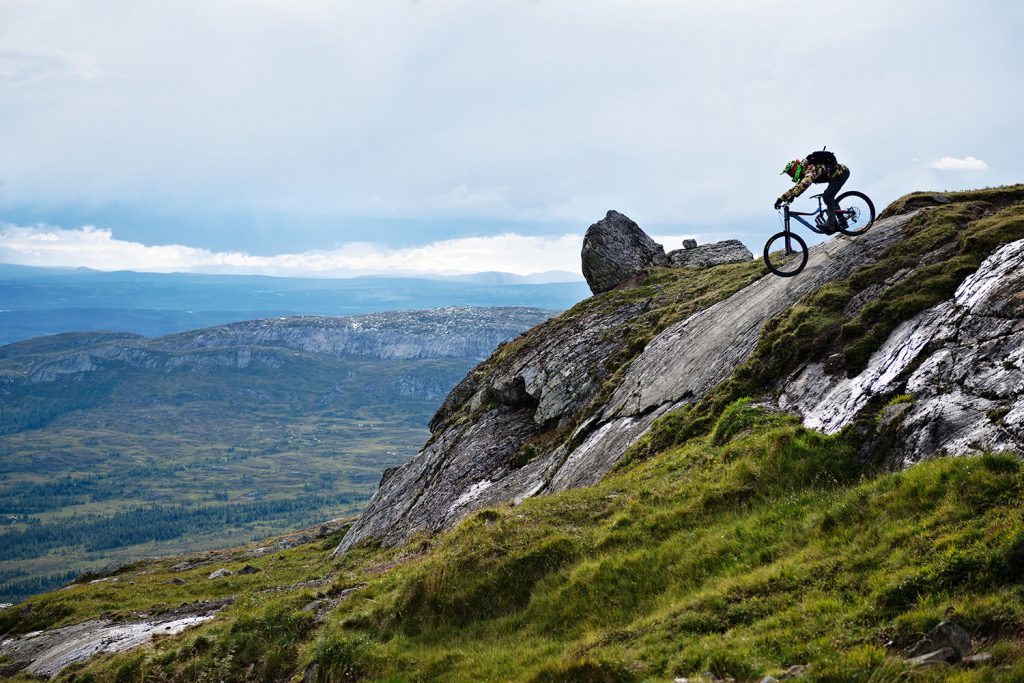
[0,265,589,345]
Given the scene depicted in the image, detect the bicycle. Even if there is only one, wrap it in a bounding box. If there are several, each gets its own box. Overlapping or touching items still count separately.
[763,191,876,277]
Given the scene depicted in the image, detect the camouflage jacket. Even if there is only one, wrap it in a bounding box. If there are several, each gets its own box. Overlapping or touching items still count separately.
[777,162,849,204]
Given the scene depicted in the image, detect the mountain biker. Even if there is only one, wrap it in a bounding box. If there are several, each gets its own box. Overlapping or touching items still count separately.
[773,152,850,233]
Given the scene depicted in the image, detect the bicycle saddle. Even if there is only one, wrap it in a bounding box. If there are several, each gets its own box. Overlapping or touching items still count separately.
[809,193,824,199]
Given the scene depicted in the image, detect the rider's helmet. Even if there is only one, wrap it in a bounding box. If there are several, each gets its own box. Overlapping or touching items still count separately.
[782,159,804,182]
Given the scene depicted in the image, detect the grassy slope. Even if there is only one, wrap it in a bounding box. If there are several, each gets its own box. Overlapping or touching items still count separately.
[7,406,1024,682]
[4,187,1024,682]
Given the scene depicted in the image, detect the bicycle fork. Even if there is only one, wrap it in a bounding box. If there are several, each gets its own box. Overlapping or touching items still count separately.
[782,206,796,253]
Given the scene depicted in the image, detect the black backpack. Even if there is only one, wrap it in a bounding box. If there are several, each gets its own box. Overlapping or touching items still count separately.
[806,147,838,168]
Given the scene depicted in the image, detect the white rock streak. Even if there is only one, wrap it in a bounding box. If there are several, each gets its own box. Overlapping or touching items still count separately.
[786,237,1024,462]
[0,614,217,678]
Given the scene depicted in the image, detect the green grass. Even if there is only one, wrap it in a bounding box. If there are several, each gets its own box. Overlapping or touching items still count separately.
[8,403,1024,682]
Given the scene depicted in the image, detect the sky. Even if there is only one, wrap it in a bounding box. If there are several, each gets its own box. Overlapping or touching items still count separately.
[1,0,1021,277]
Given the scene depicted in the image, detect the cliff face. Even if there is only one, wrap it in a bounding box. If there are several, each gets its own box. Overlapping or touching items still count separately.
[337,188,1024,555]
[0,307,555,386]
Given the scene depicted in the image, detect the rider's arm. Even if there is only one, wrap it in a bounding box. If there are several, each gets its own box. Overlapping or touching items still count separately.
[777,169,815,205]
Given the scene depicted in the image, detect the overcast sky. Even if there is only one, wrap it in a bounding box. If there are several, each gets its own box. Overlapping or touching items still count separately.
[1,0,1021,276]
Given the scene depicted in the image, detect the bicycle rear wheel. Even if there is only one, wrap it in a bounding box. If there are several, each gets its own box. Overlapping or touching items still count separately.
[835,191,875,236]
[763,231,809,277]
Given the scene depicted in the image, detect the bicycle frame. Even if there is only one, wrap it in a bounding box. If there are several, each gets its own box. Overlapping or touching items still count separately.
[766,191,873,277]
[784,194,836,235]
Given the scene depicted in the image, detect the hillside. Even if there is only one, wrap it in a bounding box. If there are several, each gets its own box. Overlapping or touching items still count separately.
[3,186,1024,681]
[0,307,553,604]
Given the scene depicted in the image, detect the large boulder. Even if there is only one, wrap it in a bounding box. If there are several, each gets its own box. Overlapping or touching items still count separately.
[667,239,753,268]
[581,210,667,294]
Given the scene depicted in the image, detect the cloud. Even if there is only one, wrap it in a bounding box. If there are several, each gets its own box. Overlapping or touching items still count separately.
[930,156,990,171]
[0,48,103,85]
[0,223,588,277]
[0,1,1020,254]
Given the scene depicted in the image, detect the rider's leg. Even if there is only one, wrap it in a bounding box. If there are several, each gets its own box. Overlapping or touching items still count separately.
[823,168,851,229]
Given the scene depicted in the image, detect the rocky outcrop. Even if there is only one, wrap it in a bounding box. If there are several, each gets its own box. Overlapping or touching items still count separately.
[335,209,926,554]
[666,239,753,269]
[580,212,754,294]
[581,210,667,294]
[781,237,1024,467]
[334,298,653,552]
[603,211,916,421]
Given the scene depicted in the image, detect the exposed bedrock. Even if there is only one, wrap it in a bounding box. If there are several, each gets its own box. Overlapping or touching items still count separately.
[0,601,228,678]
[781,237,1024,467]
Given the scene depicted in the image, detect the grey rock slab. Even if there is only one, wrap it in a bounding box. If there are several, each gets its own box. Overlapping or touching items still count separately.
[906,648,956,667]
[0,610,222,678]
[207,568,233,579]
[784,302,952,434]
[606,210,920,420]
[334,405,547,554]
[962,652,994,666]
[581,210,667,294]
[547,404,674,492]
[666,239,753,269]
[432,301,649,433]
[335,295,659,553]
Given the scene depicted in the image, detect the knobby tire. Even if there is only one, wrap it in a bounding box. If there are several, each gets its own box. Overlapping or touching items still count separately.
[763,230,809,277]
[835,191,876,236]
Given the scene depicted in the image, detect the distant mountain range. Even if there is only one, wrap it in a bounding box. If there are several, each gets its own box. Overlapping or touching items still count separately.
[0,306,554,603]
[0,264,588,345]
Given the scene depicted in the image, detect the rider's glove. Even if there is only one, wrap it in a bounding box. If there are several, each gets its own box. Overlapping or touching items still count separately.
[774,199,784,210]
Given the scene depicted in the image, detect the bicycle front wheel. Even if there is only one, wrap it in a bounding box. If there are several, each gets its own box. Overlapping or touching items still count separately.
[835,191,876,236]
[763,231,809,277]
